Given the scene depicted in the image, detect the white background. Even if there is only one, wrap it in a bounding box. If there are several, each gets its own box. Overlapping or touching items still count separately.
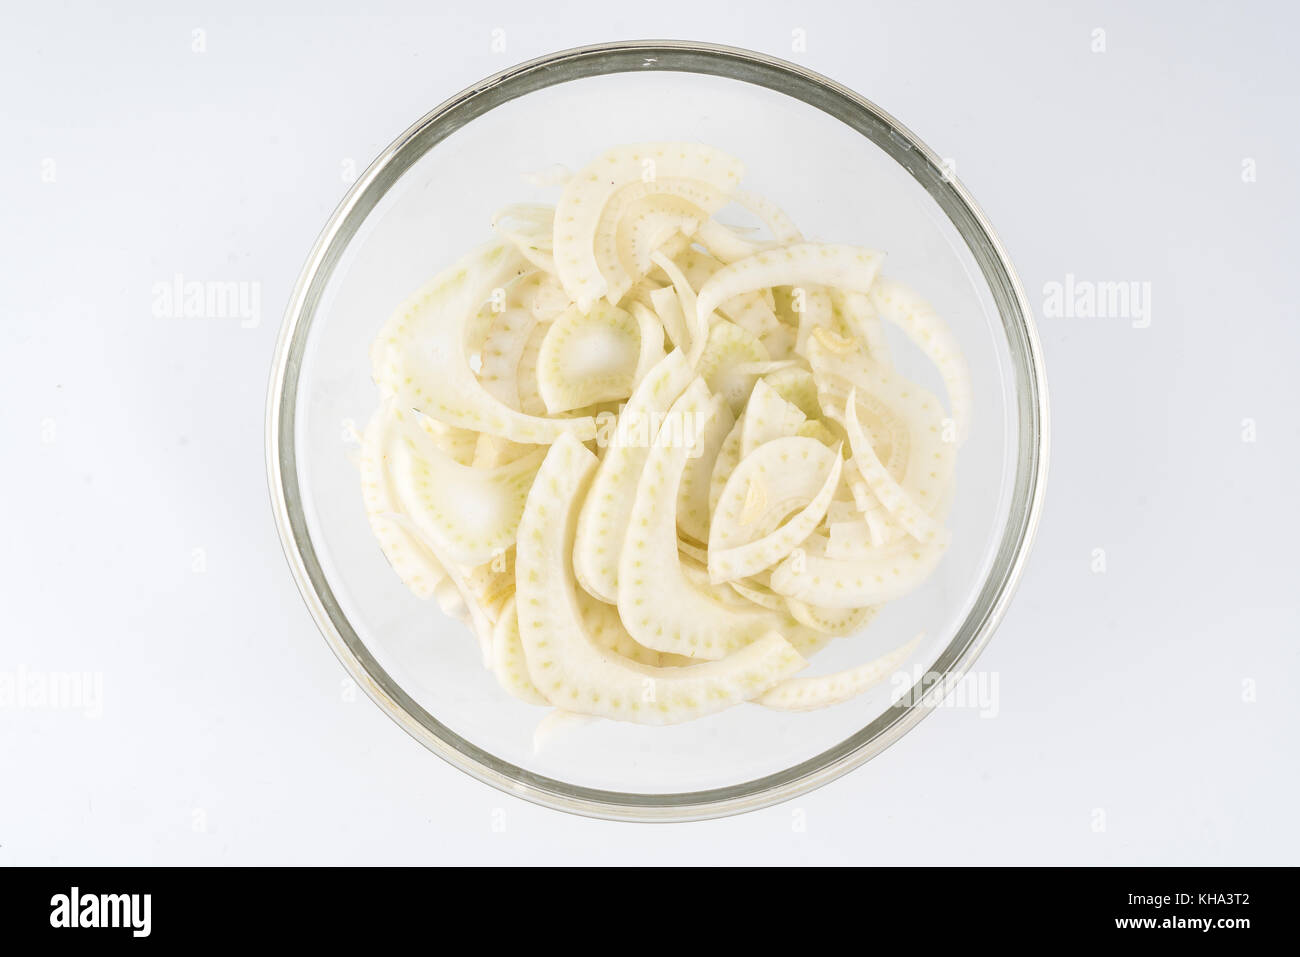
[2,0,1297,865]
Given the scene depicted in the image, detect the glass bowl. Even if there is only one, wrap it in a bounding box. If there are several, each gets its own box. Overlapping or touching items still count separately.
[265,40,1049,821]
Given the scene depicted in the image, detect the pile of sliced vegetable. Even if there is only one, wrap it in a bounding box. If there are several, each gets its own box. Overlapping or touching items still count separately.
[360,144,971,726]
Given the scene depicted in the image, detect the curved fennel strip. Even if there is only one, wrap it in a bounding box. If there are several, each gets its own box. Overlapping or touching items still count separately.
[740,379,808,456]
[868,277,973,444]
[793,287,835,358]
[618,384,792,660]
[694,217,767,264]
[832,289,893,370]
[478,306,538,409]
[491,204,557,276]
[785,599,877,637]
[515,434,805,724]
[676,538,709,568]
[359,404,447,600]
[373,243,596,444]
[844,390,943,545]
[650,250,709,363]
[708,416,745,518]
[809,341,956,513]
[554,143,744,310]
[675,393,734,544]
[649,285,691,354]
[695,244,884,331]
[758,634,921,711]
[762,365,822,419]
[537,301,640,413]
[385,415,546,567]
[492,598,548,705]
[515,319,551,416]
[362,403,496,660]
[708,437,843,584]
[769,533,948,608]
[578,590,671,667]
[732,189,803,244]
[597,178,729,298]
[571,350,695,603]
[696,321,769,414]
[674,246,783,342]
[729,578,787,612]
[628,302,668,386]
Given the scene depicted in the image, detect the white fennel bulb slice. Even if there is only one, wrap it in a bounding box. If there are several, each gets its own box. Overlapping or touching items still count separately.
[758,634,921,711]
[868,276,973,444]
[696,321,769,415]
[537,300,641,414]
[808,341,909,476]
[679,557,751,608]
[793,286,835,357]
[762,365,822,419]
[759,322,798,362]
[675,392,734,544]
[650,250,709,364]
[362,404,496,660]
[732,189,803,244]
[359,404,448,600]
[604,180,727,285]
[712,438,840,542]
[386,413,546,567]
[410,409,479,466]
[472,434,536,469]
[515,271,570,321]
[373,242,595,443]
[844,389,943,544]
[492,598,548,705]
[797,418,842,448]
[708,437,843,583]
[515,319,551,416]
[554,144,744,311]
[785,599,876,636]
[677,537,709,566]
[478,306,537,409]
[740,378,808,456]
[826,518,918,559]
[491,204,557,275]
[627,302,668,386]
[572,350,695,602]
[622,202,700,280]
[649,285,691,354]
[810,341,955,513]
[515,433,806,724]
[832,288,893,369]
[577,591,667,666]
[708,415,745,518]
[674,246,782,341]
[618,384,794,660]
[729,577,789,612]
[694,217,768,263]
[460,550,516,622]
[695,243,884,332]
[769,533,948,608]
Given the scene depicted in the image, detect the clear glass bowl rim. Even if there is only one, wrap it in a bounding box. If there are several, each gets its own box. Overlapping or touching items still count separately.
[265,39,1051,823]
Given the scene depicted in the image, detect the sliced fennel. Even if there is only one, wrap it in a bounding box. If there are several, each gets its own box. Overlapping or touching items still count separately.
[360,142,971,726]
